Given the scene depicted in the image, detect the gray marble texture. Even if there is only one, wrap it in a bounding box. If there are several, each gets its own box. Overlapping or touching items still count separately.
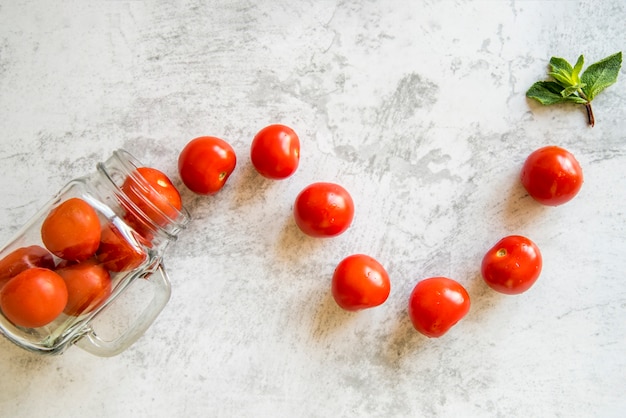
[0,1,624,417]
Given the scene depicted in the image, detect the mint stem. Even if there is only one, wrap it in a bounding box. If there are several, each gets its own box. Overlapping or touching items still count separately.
[585,102,595,127]
[577,88,594,127]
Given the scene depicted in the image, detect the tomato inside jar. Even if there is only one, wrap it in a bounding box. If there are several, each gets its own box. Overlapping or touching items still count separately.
[0,151,188,357]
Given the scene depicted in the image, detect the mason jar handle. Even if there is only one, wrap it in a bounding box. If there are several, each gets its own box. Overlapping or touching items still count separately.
[75,263,171,357]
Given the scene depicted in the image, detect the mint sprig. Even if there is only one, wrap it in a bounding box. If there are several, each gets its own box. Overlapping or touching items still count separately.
[526,52,622,127]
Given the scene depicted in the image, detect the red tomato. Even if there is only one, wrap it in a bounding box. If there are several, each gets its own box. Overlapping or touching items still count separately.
[332,254,390,311]
[250,124,300,179]
[481,235,542,295]
[408,277,470,338]
[56,259,112,316]
[96,223,147,272]
[293,182,354,238]
[41,197,102,262]
[121,167,183,227]
[0,245,55,290]
[0,267,68,328]
[178,136,237,195]
[520,146,583,206]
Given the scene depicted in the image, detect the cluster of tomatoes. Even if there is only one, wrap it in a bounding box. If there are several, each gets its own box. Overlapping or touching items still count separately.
[414,145,582,336]
[177,126,585,338]
[177,125,357,238]
[0,167,186,330]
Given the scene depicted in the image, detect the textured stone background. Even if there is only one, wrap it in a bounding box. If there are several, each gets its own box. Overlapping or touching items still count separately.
[0,1,624,417]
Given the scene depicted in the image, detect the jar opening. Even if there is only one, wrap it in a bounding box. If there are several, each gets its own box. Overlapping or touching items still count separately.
[97,150,190,241]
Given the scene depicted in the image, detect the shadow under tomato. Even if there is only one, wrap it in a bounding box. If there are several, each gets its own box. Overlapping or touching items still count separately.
[231,162,276,208]
[463,271,504,324]
[502,167,549,231]
[175,177,225,222]
[379,273,502,367]
[310,291,359,342]
[274,215,326,263]
[375,308,427,370]
[176,161,268,221]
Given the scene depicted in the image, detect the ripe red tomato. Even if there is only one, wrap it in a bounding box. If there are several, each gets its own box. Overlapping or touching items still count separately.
[0,267,68,328]
[481,235,542,295]
[178,136,237,195]
[41,197,102,262]
[293,182,354,238]
[332,254,390,311]
[250,124,300,179]
[96,223,147,272]
[121,166,183,227]
[408,277,470,338]
[0,245,55,290]
[520,146,583,206]
[56,259,112,316]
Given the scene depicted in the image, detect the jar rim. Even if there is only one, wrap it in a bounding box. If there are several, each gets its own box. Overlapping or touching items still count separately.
[98,149,190,239]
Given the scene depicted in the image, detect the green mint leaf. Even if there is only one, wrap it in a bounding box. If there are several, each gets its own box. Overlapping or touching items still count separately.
[571,55,584,83]
[549,57,574,75]
[526,81,571,105]
[562,95,588,105]
[548,71,575,87]
[581,51,622,101]
[561,84,585,98]
[548,57,576,86]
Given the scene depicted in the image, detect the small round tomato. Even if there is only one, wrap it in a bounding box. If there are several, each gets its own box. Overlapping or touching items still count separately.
[250,124,300,179]
[293,182,354,238]
[332,254,390,311]
[521,146,583,206]
[0,245,55,290]
[41,197,102,262]
[178,136,237,195]
[408,277,470,338]
[481,235,542,295]
[56,259,112,316]
[121,166,183,227]
[0,267,68,328]
[96,223,147,272]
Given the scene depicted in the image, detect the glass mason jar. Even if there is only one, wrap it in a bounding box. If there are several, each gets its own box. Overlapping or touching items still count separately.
[0,150,189,356]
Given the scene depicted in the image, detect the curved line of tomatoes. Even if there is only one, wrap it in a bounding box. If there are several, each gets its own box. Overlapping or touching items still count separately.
[177,125,583,339]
